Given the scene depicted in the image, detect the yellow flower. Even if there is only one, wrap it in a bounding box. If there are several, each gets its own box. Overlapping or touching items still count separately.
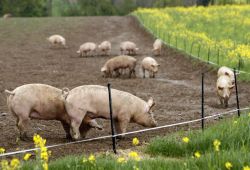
[182,137,190,143]
[129,151,141,161]
[0,147,5,154]
[213,139,221,152]
[1,160,9,169]
[248,112,250,117]
[194,151,201,158]
[132,137,140,146]
[243,165,250,170]
[42,162,48,170]
[41,151,48,161]
[117,157,126,163]
[88,154,95,164]
[233,120,238,124]
[23,153,32,161]
[225,161,233,170]
[10,158,20,169]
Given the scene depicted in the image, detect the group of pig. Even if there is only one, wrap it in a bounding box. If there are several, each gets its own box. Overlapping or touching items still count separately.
[5,84,157,140]
[47,34,162,79]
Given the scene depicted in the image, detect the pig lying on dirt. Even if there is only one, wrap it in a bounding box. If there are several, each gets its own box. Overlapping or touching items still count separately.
[63,85,158,140]
[152,39,162,56]
[101,55,137,78]
[217,66,235,85]
[141,57,160,78]
[98,41,111,56]
[120,41,139,55]
[5,84,102,140]
[77,42,97,57]
[47,35,67,48]
[216,75,234,108]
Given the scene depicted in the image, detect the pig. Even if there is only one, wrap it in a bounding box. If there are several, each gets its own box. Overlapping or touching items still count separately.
[120,41,139,55]
[101,55,137,78]
[98,41,111,56]
[5,84,102,140]
[63,85,157,140]
[3,13,12,19]
[216,75,234,108]
[217,66,235,85]
[47,35,67,48]
[141,57,160,78]
[152,39,162,56]
[77,42,97,57]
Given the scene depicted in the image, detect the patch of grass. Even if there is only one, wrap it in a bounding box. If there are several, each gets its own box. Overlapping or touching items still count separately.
[146,114,250,157]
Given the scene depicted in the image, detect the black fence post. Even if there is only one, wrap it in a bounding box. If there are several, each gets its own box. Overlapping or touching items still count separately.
[201,73,205,130]
[207,47,210,63]
[107,83,117,154]
[233,69,240,117]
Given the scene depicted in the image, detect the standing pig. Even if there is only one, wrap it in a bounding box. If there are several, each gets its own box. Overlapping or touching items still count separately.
[5,84,102,140]
[120,41,139,55]
[101,55,137,78]
[98,41,111,56]
[141,57,160,78]
[152,39,162,56]
[47,35,67,48]
[77,42,97,57]
[216,75,234,108]
[217,66,235,85]
[63,85,157,140]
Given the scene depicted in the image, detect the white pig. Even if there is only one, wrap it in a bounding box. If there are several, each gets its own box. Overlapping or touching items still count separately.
[5,84,102,140]
[152,39,162,56]
[120,41,139,55]
[216,75,234,108]
[98,41,111,56]
[47,35,67,48]
[63,85,157,140]
[77,42,97,57]
[217,66,235,85]
[141,57,160,78]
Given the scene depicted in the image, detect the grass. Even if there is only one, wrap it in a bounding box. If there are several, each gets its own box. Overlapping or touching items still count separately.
[11,112,249,170]
[133,6,250,81]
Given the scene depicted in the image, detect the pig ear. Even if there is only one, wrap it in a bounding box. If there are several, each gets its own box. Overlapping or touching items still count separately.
[147,97,155,110]
[101,67,106,72]
[218,86,224,90]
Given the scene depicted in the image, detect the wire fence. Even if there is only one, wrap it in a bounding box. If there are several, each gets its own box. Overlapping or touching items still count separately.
[133,14,250,76]
[0,107,249,158]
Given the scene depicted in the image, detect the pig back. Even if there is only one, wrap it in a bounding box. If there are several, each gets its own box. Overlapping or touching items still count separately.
[66,85,147,119]
[11,84,67,120]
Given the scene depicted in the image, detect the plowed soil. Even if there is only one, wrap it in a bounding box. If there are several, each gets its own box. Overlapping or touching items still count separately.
[0,16,249,159]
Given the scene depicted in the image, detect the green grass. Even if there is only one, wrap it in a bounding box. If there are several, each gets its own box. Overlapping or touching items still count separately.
[133,6,250,81]
[15,113,250,170]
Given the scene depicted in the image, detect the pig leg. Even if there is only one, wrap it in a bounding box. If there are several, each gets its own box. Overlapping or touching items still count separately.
[61,121,71,139]
[142,68,145,78]
[16,116,29,140]
[224,98,229,108]
[115,118,129,139]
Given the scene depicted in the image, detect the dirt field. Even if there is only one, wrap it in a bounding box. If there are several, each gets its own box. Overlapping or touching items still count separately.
[0,16,249,159]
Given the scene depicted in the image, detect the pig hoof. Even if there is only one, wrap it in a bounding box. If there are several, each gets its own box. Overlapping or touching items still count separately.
[66,134,72,140]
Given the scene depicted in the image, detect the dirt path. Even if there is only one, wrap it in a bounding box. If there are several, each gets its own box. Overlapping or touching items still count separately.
[0,16,249,159]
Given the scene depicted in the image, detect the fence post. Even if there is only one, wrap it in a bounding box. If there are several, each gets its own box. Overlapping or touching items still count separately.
[107,83,117,154]
[198,44,201,58]
[201,73,205,130]
[207,47,210,63]
[233,69,240,117]
[217,49,220,65]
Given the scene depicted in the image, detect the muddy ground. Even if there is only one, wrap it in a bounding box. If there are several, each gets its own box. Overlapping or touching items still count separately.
[0,16,249,159]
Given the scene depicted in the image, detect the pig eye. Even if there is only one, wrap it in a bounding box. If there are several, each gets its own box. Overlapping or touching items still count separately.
[218,86,224,90]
